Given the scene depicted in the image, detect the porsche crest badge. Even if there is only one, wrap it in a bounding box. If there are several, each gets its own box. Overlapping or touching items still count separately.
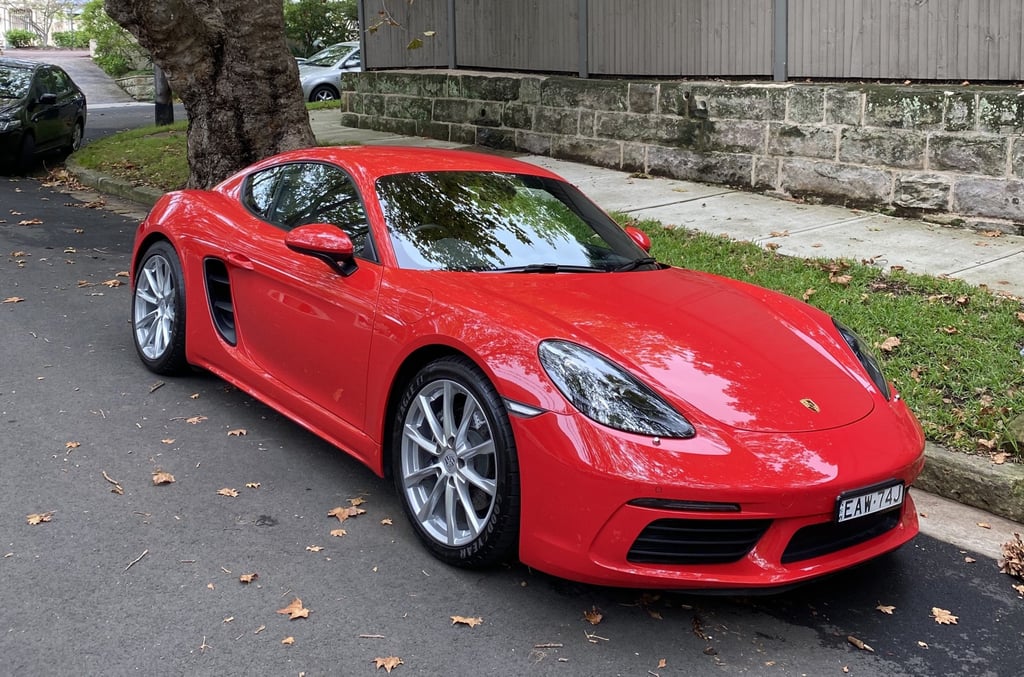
[800,398,821,413]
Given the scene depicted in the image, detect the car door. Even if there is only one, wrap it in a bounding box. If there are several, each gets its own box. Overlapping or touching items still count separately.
[47,67,81,146]
[28,67,63,149]
[224,161,383,430]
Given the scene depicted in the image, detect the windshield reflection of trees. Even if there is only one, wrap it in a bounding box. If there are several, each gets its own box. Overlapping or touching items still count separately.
[0,67,33,99]
[377,172,630,271]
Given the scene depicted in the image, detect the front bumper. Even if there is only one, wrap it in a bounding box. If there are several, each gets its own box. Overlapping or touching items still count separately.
[510,398,925,589]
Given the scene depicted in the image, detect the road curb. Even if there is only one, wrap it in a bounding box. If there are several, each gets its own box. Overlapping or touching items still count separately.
[62,159,1024,527]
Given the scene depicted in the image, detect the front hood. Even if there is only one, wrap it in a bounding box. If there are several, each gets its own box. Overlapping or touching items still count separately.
[0,99,22,117]
[446,268,876,434]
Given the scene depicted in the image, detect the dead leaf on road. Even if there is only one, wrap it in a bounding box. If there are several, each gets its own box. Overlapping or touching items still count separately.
[26,511,54,525]
[380,518,393,526]
[277,598,310,620]
[372,656,403,673]
[245,482,260,489]
[18,218,43,226]
[185,415,207,425]
[450,615,483,628]
[3,296,25,304]
[583,606,603,625]
[152,470,175,485]
[875,604,895,615]
[348,496,366,507]
[281,636,295,645]
[977,522,991,529]
[931,607,958,625]
[329,506,366,522]
[65,441,80,451]
[657,659,667,669]
[101,279,122,288]
[227,428,247,437]
[330,529,347,537]
[239,573,258,584]
[999,533,1024,579]
[306,545,324,552]
[217,488,239,498]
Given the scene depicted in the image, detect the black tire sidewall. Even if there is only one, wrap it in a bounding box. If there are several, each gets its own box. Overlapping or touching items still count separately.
[132,241,189,375]
[392,356,520,568]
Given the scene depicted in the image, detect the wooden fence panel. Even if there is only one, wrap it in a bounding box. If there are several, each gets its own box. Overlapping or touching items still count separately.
[361,0,450,69]
[454,0,579,71]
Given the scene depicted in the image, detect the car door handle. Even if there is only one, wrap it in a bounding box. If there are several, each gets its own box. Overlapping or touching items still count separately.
[226,252,253,270]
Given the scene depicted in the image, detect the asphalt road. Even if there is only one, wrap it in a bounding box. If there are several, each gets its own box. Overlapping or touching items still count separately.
[2,51,1024,677]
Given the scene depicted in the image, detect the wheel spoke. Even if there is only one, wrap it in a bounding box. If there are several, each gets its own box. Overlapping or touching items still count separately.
[416,479,446,524]
[444,480,459,545]
[418,393,444,443]
[135,288,159,306]
[459,466,496,497]
[459,439,493,463]
[454,477,483,537]
[441,381,456,439]
[403,423,439,455]
[403,462,441,487]
[454,396,477,448]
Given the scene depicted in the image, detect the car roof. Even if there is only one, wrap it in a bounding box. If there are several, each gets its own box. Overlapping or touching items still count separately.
[220,146,564,191]
[0,58,42,70]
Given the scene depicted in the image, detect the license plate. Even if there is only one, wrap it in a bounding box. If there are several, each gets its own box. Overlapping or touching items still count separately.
[836,482,905,523]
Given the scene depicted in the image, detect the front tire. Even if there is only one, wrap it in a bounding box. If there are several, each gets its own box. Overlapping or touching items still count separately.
[392,356,520,567]
[310,85,338,102]
[132,241,189,375]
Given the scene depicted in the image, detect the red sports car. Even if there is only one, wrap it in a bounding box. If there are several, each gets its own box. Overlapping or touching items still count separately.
[130,146,925,589]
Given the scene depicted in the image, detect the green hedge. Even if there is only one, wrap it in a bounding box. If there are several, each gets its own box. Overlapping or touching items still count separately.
[53,31,90,48]
[5,29,36,48]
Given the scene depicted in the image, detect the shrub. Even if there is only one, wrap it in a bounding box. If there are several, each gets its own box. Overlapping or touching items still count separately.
[5,29,37,48]
[53,31,90,49]
[79,0,150,78]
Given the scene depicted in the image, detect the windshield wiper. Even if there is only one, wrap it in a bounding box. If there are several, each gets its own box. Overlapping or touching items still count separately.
[489,263,604,274]
[612,257,659,272]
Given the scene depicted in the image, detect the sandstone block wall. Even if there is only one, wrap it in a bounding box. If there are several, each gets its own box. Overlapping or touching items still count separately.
[341,71,1024,234]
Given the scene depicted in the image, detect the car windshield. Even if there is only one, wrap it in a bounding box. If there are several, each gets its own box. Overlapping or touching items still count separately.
[0,65,32,100]
[303,44,355,67]
[376,171,654,272]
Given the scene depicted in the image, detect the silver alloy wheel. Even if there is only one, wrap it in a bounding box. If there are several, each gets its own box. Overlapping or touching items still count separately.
[70,122,83,151]
[400,379,498,547]
[133,253,177,360]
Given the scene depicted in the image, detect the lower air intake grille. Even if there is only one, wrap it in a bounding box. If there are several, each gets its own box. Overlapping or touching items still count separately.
[627,518,772,565]
[782,509,901,564]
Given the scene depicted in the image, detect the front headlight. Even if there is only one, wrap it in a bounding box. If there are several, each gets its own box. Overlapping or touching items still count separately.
[538,340,695,438]
[0,118,22,133]
[834,320,891,400]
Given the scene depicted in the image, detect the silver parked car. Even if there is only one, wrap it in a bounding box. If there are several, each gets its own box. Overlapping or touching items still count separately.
[298,42,361,102]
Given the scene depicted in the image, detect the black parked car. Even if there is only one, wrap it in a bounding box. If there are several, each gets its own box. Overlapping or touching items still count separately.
[0,58,87,172]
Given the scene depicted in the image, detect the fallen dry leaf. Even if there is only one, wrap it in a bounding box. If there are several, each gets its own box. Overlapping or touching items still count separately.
[101,279,122,288]
[277,598,310,620]
[918,641,929,648]
[161,438,175,444]
[848,635,874,652]
[349,496,366,507]
[964,556,976,563]
[931,607,958,625]
[185,415,207,425]
[380,518,393,526]
[18,218,43,225]
[227,428,247,437]
[239,573,258,584]
[977,522,991,529]
[3,296,25,304]
[330,529,347,537]
[657,658,667,669]
[245,482,260,489]
[940,325,959,335]
[281,636,295,645]
[306,545,324,552]
[451,615,483,628]
[26,511,54,525]
[876,604,895,615]
[372,656,403,673]
[1016,312,1024,324]
[1000,533,1024,579]
[152,470,175,485]
[583,606,603,625]
[1013,583,1024,597]
[65,441,80,451]
[769,230,789,237]
[329,506,366,522]
[878,336,901,353]
[217,487,239,497]
[992,452,1009,465]
[190,393,200,399]
[829,273,853,286]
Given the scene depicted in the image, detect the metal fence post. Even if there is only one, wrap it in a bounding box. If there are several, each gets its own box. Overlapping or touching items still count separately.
[773,0,788,81]
[448,0,457,69]
[578,0,589,78]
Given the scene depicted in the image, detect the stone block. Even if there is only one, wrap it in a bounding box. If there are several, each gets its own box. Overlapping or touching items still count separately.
[753,156,779,190]
[470,102,503,127]
[953,177,1024,221]
[825,88,862,125]
[476,127,516,150]
[1010,138,1024,179]
[780,159,892,207]
[579,111,596,138]
[944,92,975,132]
[839,128,926,169]
[628,83,659,114]
[374,72,423,96]
[516,131,552,155]
[768,123,836,159]
[551,137,623,168]
[384,95,433,122]
[375,117,418,136]
[621,143,646,173]
[864,88,945,129]
[416,121,451,141]
[787,86,826,124]
[450,124,477,145]
[595,112,706,147]
[432,98,473,123]
[690,84,785,120]
[977,92,1024,133]
[705,120,766,154]
[646,146,753,187]
[540,77,628,111]
[363,94,385,118]
[461,74,522,102]
[518,77,543,104]
[502,103,534,130]
[929,135,1007,176]
[894,173,951,210]
[340,112,360,129]
[534,107,580,135]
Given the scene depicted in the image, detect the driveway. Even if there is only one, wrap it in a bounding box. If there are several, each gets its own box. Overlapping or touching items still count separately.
[4,47,137,105]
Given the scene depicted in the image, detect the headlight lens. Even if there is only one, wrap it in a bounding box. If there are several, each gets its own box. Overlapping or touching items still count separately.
[538,340,695,438]
[0,118,21,133]
[834,321,891,400]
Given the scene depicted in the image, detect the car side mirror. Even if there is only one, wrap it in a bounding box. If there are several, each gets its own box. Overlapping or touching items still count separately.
[285,223,358,276]
[624,225,652,253]
[38,92,58,105]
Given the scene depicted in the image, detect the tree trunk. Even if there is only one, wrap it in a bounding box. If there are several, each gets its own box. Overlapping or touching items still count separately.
[104,0,317,188]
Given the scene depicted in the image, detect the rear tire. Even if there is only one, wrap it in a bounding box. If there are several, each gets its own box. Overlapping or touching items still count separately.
[132,241,189,375]
[392,356,520,568]
[66,120,84,153]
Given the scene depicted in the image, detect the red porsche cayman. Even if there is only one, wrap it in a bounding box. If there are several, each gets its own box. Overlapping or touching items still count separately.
[130,146,925,589]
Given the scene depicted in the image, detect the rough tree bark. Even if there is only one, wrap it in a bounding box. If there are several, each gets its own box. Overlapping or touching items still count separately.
[104,0,317,188]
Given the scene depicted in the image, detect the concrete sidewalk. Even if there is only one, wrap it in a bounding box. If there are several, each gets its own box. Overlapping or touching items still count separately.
[311,110,1024,299]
